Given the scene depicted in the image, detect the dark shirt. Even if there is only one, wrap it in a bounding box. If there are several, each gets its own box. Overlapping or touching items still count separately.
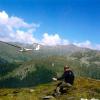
[57,70,74,85]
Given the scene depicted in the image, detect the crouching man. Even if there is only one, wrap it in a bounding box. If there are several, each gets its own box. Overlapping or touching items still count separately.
[52,65,75,96]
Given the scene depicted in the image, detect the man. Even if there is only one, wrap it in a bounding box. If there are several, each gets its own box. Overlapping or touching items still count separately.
[52,65,75,96]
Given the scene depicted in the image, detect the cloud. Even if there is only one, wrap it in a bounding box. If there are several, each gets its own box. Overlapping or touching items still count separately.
[95,44,100,50]
[0,11,100,50]
[73,40,92,49]
[62,39,70,45]
[41,33,61,45]
[0,11,70,45]
[41,33,70,46]
[0,11,39,43]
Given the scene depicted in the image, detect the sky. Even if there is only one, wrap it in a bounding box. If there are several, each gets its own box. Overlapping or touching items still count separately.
[0,0,100,49]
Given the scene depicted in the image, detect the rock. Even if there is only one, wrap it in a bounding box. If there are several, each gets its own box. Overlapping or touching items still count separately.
[42,95,54,99]
[67,97,76,100]
[29,89,35,93]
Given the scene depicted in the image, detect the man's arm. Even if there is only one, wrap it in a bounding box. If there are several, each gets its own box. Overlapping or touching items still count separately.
[57,73,65,80]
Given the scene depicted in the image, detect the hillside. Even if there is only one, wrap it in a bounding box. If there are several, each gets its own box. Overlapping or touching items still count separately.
[0,41,100,87]
[0,42,100,100]
[0,77,100,100]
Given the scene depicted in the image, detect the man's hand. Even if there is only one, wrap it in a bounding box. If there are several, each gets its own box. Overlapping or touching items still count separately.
[52,77,57,81]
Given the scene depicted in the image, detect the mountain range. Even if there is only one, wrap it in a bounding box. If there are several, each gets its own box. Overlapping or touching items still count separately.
[0,41,100,87]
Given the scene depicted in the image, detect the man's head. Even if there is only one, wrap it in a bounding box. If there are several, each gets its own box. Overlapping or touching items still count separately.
[64,65,70,71]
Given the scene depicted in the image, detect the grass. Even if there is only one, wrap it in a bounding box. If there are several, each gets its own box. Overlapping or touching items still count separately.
[0,77,100,100]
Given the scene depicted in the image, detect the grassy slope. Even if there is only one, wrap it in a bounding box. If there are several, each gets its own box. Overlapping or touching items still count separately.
[0,77,100,100]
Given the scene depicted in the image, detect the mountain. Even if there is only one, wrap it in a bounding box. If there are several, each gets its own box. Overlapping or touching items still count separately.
[0,55,100,88]
[0,41,100,88]
[0,41,33,62]
[0,41,90,62]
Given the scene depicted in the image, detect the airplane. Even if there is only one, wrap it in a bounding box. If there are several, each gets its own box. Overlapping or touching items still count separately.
[33,43,41,51]
[0,41,41,52]
[19,48,33,52]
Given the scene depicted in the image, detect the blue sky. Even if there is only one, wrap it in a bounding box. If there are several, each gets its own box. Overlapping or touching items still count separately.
[0,0,100,49]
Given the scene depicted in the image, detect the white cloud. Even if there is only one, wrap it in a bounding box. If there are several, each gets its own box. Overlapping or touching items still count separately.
[41,33,61,45]
[0,11,70,45]
[73,41,100,50]
[14,30,37,43]
[0,11,100,50]
[62,39,70,45]
[0,11,39,43]
[73,40,92,49]
[0,11,8,24]
[41,33,70,46]
[95,44,100,50]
